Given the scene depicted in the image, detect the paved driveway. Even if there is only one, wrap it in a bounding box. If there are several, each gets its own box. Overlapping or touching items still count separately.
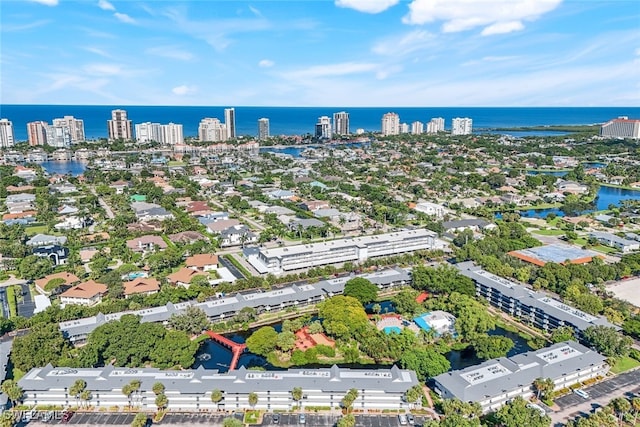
[551,369,640,425]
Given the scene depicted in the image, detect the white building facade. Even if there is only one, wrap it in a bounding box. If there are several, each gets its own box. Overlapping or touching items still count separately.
[199,118,228,142]
[451,117,473,135]
[52,116,85,143]
[107,109,133,141]
[224,108,236,139]
[600,116,640,139]
[0,119,14,148]
[427,117,445,134]
[315,116,332,139]
[411,121,424,135]
[258,118,270,140]
[333,111,350,135]
[381,112,400,136]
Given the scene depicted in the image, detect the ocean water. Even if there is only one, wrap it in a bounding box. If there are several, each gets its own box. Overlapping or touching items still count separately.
[1,105,639,141]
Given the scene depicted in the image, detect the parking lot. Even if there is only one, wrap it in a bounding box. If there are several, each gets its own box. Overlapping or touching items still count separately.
[551,369,640,425]
[24,411,434,426]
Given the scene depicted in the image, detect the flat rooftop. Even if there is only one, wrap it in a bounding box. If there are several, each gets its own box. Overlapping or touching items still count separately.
[509,243,600,266]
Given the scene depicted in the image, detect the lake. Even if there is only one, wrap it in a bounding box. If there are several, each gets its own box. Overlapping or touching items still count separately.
[41,160,87,176]
[496,185,640,219]
[260,142,369,158]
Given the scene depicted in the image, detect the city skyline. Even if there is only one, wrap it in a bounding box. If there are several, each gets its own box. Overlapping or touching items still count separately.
[1,0,638,107]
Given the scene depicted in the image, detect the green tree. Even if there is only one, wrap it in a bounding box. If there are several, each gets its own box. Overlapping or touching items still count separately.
[246,326,278,357]
[169,305,210,335]
[69,379,87,407]
[131,413,148,427]
[276,331,297,353]
[0,379,23,407]
[493,396,551,427]
[291,387,303,409]
[341,388,359,413]
[583,325,633,358]
[18,255,53,280]
[472,335,514,360]
[405,385,424,408]
[317,296,369,340]
[391,289,421,315]
[343,277,378,305]
[152,382,165,396]
[248,392,258,408]
[610,397,631,423]
[155,393,169,411]
[11,323,72,372]
[337,414,356,427]
[549,326,575,343]
[399,347,450,381]
[532,378,555,400]
[211,389,223,404]
[80,390,92,409]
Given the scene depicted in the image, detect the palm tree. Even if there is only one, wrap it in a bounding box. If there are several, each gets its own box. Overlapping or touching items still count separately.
[155,393,169,411]
[80,390,92,409]
[121,384,133,409]
[152,382,165,396]
[0,380,23,408]
[532,377,554,400]
[610,397,631,423]
[129,380,142,408]
[211,389,223,410]
[248,392,258,409]
[69,379,87,408]
[291,387,303,410]
[632,397,640,425]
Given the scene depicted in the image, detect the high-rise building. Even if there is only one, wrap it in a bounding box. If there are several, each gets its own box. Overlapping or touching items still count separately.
[411,121,424,135]
[451,117,473,135]
[0,119,15,148]
[199,118,228,142]
[135,122,163,143]
[107,109,133,141]
[600,116,640,139]
[426,117,445,134]
[258,118,270,140]
[224,108,236,139]
[333,111,350,135]
[381,112,400,136]
[27,121,48,146]
[162,123,184,145]
[315,116,332,139]
[52,116,85,143]
[46,124,72,148]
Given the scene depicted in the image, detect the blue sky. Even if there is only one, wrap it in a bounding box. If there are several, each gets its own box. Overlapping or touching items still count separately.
[1,0,639,106]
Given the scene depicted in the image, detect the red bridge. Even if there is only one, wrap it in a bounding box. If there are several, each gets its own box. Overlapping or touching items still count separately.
[206,331,247,371]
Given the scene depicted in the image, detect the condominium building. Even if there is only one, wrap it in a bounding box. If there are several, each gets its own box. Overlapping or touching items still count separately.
[427,117,445,134]
[434,341,609,413]
[60,267,411,343]
[45,124,72,148]
[456,262,616,332]
[135,122,162,143]
[27,121,48,146]
[400,123,409,134]
[107,109,133,141]
[161,122,184,145]
[199,118,228,142]
[381,112,400,136]
[258,118,270,140]
[52,116,85,143]
[333,111,350,135]
[224,108,236,139]
[315,116,332,139]
[451,117,473,135]
[19,364,418,412]
[411,121,424,135]
[246,229,445,275]
[600,116,640,139]
[0,119,14,148]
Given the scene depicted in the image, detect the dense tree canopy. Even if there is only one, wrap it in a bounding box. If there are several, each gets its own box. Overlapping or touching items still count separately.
[582,325,633,358]
[11,323,72,372]
[399,347,450,381]
[246,326,278,357]
[492,397,551,427]
[472,335,514,360]
[318,296,369,340]
[343,277,378,305]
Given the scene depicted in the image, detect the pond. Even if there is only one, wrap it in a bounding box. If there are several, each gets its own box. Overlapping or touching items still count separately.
[41,160,88,176]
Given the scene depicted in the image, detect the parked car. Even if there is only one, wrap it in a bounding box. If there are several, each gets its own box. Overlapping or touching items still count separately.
[273,414,280,424]
[61,411,74,423]
[407,414,415,425]
[574,389,589,399]
[299,413,306,424]
[398,414,408,425]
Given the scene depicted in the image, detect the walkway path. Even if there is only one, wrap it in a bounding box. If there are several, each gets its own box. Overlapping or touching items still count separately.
[205,331,246,370]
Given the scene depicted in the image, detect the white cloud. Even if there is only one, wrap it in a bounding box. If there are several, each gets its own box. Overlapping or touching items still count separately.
[481,21,524,36]
[335,0,400,14]
[258,59,275,68]
[372,29,436,56]
[28,0,58,6]
[403,0,562,35]
[146,46,194,61]
[248,6,263,17]
[1,20,51,32]
[83,63,123,76]
[83,47,113,58]
[97,0,115,11]
[114,12,136,24]
[172,85,196,95]
[282,62,379,81]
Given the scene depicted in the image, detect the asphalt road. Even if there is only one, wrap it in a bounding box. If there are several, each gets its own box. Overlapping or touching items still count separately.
[17,283,35,318]
[551,369,640,426]
[219,256,246,280]
[0,287,9,318]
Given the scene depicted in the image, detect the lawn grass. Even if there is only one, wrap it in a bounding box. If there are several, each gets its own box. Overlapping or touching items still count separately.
[610,356,640,374]
[223,254,251,277]
[25,225,48,236]
[6,285,18,318]
[243,410,260,424]
[167,161,186,167]
[532,229,565,236]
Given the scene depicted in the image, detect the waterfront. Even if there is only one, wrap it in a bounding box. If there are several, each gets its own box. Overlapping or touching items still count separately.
[41,160,87,176]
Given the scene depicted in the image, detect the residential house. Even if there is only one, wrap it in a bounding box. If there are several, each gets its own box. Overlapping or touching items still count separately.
[167,231,208,245]
[126,235,168,253]
[265,189,295,200]
[26,234,67,247]
[167,267,207,287]
[220,225,258,247]
[185,254,218,271]
[123,278,160,298]
[589,232,639,253]
[35,272,80,295]
[59,280,108,307]
[33,245,69,266]
[203,218,240,234]
[442,219,497,234]
[130,202,174,222]
[299,200,331,212]
[49,182,78,194]
[556,180,589,195]
[109,181,131,194]
[412,202,448,219]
